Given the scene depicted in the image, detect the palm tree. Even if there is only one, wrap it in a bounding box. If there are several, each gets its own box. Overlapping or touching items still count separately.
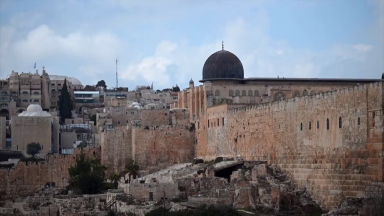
[109,172,121,189]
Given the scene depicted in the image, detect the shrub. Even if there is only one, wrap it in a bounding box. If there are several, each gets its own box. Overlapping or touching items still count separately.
[27,142,41,158]
[68,153,106,194]
[193,159,204,164]
[214,157,223,164]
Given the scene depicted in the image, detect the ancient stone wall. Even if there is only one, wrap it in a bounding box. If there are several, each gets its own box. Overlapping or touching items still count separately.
[199,82,383,209]
[0,147,100,200]
[100,127,132,176]
[132,125,195,169]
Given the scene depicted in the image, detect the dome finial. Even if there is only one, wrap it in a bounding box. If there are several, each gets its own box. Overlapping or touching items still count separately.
[222,41,224,50]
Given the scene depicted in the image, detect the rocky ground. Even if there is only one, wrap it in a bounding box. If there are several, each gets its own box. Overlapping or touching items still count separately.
[0,162,382,216]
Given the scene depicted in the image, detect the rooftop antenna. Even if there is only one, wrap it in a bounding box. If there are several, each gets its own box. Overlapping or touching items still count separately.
[222,41,224,50]
[115,57,118,89]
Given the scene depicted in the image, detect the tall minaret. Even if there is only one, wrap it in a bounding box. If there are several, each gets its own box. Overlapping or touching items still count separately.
[151,82,153,90]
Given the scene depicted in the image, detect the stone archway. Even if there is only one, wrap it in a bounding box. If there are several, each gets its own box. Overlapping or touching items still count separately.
[0,109,9,120]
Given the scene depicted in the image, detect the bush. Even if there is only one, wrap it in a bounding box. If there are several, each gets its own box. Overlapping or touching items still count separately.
[68,153,106,194]
[103,182,116,191]
[27,142,41,158]
[193,159,204,164]
[214,157,223,164]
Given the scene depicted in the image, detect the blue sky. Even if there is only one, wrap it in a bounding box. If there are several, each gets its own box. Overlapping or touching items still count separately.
[0,0,383,90]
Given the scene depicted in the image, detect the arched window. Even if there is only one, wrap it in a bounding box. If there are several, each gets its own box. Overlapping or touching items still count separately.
[248,90,253,96]
[339,117,342,128]
[303,90,308,96]
[229,90,234,96]
[310,90,316,95]
[309,122,311,130]
[241,90,246,96]
[215,90,220,96]
[300,122,303,131]
[254,90,259,96]
[295,91,300,97]
[327,118,329,130]
[235,90,240,96]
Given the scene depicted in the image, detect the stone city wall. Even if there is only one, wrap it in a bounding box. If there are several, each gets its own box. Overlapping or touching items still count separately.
[132,125,195,170]
[199,82,384,210]
[100,127,132,176]
[0,147,100,200]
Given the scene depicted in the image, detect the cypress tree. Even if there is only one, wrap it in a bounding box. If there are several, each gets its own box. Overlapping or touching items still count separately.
[58,79,73,123]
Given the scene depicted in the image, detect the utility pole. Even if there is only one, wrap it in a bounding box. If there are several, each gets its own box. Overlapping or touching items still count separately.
[116,58,118,89]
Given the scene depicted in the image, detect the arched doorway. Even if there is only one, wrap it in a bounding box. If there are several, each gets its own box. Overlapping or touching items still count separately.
[0,109,9,120]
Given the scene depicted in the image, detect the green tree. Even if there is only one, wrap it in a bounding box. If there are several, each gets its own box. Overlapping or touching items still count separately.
[172,85,180,92]
[68,153,106,194]
[89,114,96,125]
[58,79,73,123]
[110,172,121,189]
[27,142,41,158]
[96,80,107,90]
[125,159,139,182]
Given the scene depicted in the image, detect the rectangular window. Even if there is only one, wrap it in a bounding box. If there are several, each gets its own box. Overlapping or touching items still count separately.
[208,120,209,128]
[217,119,219,126]
[198,122,200,129]
[317,121,319,129]
[358,117,360,125]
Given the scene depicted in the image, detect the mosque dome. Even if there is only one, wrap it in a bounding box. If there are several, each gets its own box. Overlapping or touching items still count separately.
[27,104,43,112]
[68,77,82,86]
[202,49,244,81]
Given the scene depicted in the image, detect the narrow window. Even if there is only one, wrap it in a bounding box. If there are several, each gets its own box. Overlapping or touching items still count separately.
[339,117,342,128]
[358,117,360,125]
[327,118,329,130]
[300,122,303,131]
[217,119,219,126]
[372,112,375,127]
[222,117,225,125]
[309,122,311,130]
[17,145,18,150]
[198,122,200,129]
[208,120,209,128]
[317,121,319,129]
